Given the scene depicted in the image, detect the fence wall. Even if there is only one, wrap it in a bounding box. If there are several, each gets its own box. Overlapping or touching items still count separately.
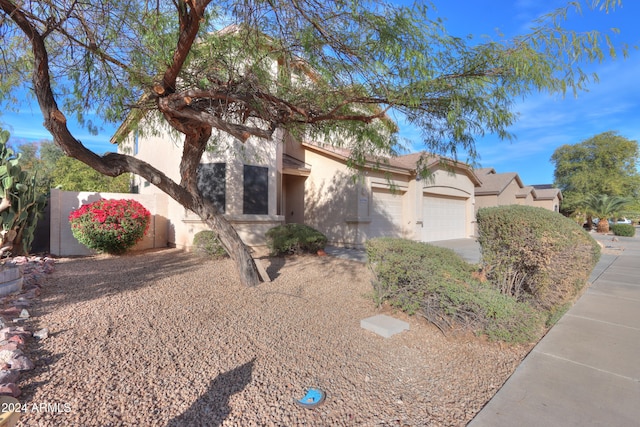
[49,189,169,256]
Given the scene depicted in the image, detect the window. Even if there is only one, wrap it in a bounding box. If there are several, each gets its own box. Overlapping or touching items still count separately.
[243,165,268,215]
[197,163,226,213]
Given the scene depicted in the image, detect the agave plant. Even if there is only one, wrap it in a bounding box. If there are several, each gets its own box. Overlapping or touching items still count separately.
[581,194,631,233]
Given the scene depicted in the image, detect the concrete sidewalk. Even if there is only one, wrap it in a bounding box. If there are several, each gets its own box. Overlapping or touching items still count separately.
[468,232,640,426]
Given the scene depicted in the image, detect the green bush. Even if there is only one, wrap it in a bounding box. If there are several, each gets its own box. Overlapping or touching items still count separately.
[611,223,635,237]
[69,199,150,254]
[192,230,228,258]
[265,223,327,255]
[366,238,544,343]
[476,205,600,312]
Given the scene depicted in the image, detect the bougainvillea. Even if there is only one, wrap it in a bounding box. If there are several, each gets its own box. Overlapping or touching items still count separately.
[69,199,151,254]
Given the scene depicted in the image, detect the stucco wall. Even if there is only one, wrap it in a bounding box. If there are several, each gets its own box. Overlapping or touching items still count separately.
[533,197,561,212]
[49,189,169,256]
[497,180,521,205]
[118,124,284,249]
[302,149,362,246]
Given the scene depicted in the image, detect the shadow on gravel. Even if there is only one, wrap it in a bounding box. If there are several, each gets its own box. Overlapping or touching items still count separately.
[38,249,202,314]
[166,358,255,427]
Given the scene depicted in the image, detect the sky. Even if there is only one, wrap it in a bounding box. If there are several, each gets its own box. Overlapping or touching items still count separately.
[1,0,639,186]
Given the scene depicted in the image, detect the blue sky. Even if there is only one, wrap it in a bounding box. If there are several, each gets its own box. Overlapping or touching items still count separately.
[2,0,639,185]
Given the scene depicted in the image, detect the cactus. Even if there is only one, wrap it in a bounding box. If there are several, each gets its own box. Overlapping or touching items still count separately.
[0,132,48,256]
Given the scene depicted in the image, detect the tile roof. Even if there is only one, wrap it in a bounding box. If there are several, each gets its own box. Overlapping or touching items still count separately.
[475,172,522,195]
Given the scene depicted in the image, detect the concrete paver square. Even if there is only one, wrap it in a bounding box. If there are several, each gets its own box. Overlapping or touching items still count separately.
[360,314,409,338]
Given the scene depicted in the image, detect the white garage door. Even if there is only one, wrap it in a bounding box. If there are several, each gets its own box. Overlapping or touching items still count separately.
[370,189,405,238]
[422,195,467,241]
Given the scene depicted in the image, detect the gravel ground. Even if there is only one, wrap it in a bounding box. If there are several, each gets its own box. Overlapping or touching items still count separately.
[15,249,532,426]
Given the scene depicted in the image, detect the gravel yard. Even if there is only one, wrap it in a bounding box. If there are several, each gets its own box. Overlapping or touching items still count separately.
[16,249,532,426]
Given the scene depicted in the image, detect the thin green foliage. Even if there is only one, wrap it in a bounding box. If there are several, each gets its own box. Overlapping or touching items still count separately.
[265,223,327,255]
[366,238,544,343]
[611,223,635,237]
[476,205,600,313]
[192,230,229,258]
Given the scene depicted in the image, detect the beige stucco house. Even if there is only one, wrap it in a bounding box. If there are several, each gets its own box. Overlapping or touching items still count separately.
[474,168,562,212]
[283,140,481,247]
[114,122,482,249]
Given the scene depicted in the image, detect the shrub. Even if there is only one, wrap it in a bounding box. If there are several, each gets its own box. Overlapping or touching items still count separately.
[366,238,544,343]
[476,205,600,312]
[265,223,327,255]
[611,223,635,237]
[69,199,150,254]
[192,230,228,258]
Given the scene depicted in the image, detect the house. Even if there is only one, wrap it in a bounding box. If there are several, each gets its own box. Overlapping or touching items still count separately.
[531,184,563,212]
[474,168,562,212]
[284,140,481,247]
[111,24,485,250]
[114,122,482,249]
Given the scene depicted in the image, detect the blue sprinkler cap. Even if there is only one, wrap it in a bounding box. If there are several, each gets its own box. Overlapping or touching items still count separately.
[295,387,326,408]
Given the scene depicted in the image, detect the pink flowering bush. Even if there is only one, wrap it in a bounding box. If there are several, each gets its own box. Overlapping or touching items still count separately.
[69,199,151,254]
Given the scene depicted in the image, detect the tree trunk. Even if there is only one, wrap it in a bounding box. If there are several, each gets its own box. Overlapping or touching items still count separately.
[196,204,261,286]
[596,217,609,233]
[6,0,262,286]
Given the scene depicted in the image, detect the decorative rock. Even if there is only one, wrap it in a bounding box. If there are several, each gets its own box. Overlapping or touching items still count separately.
[0,383,21,397]
[19,309,30,319]
[33,328,49,341]
[0,343,20,352]
[7,335,24,346]
[0,308,20,318]
[9,355,34,370]
[0,370,19,384]
[0,349,21,364]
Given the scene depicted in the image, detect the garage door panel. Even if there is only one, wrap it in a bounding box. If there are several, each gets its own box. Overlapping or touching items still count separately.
[422,195,466,241]
[370,189,404,238]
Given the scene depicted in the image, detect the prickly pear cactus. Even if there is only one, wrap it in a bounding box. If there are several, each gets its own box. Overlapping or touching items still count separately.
[0,130,48,256]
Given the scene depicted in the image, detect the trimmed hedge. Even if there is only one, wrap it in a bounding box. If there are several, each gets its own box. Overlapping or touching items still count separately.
[366,238,544,343]
[476,205,600,312]
[192,230,228,258]
[265,223,327,255]
[611,223,635,237]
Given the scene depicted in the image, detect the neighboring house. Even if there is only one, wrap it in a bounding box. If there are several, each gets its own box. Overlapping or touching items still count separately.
[531,184,563,212]
[474,168,562,212]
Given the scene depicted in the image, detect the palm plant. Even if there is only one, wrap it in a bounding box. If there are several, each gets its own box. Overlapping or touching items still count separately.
[581,194,631,233]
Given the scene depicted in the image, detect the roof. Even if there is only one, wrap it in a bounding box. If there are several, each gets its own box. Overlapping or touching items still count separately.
[301,143,482,185]
[474,167,496,176]
[533,187,563,201]
[516,185,536,199]
[475,172,523,196]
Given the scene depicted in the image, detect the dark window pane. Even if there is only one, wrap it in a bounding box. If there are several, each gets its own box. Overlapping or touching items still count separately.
[197,163,226,214]
[243,165,268,214]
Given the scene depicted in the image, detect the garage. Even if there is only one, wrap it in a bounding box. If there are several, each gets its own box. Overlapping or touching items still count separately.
[422,194,467,241]
[369,188,405,238]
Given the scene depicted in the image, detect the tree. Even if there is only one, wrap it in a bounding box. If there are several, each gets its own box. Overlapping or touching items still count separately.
[581,194,630,233]
[52,156,131,192]
[0,0,628,286]
[12,140,64,194]
[551,131,640,215]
